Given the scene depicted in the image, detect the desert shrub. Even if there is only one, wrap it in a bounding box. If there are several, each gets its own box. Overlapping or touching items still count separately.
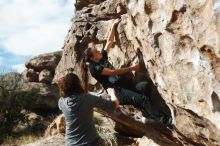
[0,73,38,143]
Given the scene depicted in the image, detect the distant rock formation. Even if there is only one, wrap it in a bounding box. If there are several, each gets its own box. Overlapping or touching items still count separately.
[21,51,62,110]
[25,51,62,73]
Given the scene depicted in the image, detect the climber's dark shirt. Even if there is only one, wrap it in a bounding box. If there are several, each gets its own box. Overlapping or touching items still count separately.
[89,50,121,89]
[58,94,116,146]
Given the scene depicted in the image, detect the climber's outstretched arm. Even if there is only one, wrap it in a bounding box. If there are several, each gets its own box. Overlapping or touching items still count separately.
[101,64,140,76]
[104,19,120,54]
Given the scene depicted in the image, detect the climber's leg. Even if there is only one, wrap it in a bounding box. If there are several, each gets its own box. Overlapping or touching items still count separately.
[121,81,152,98]
[115,87,145,107]
[135,81,152,98]
[115,87,157,120]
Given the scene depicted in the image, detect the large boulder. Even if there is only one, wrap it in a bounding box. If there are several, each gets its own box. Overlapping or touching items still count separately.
[25,51,62,72]
[136,136,160,146]
[45,114,65,137]
[21,82,59,110]
[54,0,220,145]
[39,69,54,84]
[20,51,63,110]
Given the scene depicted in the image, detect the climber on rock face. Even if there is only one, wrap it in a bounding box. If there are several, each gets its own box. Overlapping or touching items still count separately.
[80,19,161,123]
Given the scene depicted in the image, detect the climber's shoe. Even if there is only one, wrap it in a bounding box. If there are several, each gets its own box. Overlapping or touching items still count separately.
[157,115,173,129]
[141,116,155,124]
[162,116,174,130]
[167,123,175,130]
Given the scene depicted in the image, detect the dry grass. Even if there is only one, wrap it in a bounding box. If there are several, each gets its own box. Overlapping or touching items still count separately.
[96,126,118,146]
[3,134,44,145]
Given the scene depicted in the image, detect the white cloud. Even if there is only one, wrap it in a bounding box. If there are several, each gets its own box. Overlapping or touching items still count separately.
[214,0,220,10]
[11,64,26,73]
[0,57,4,65]
[0,0,74,55]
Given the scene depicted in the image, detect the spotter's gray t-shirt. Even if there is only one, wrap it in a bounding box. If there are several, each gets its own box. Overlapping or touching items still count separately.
[58,94,116,146]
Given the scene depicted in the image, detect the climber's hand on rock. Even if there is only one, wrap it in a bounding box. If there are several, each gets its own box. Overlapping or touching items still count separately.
[113,18,121,26]
[130,64,141,72]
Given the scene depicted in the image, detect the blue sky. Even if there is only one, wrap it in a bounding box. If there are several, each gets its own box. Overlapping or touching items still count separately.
[0,0,74,73]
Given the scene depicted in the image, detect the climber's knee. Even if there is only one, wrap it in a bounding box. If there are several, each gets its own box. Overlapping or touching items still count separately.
[135,81,151,97]
[135,81,148,93]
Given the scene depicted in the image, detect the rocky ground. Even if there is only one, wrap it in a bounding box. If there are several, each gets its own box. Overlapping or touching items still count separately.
[22,134,65,146]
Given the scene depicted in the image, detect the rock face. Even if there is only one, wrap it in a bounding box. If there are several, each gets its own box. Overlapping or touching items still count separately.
[23,69,39,82]
[53,0,220,145]
[21,51,62,110]
[136,136,160,146]
[21,82,59,110]
[39,69,54,84]
[45,114,65,137]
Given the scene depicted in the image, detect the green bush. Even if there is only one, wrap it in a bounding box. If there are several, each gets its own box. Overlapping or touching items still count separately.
[0,73,38,143]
